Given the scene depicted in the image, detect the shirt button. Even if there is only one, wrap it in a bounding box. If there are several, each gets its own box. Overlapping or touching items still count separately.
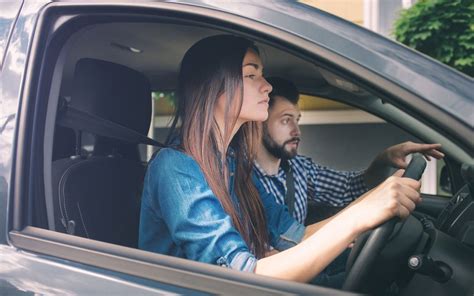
[217,257,229,267]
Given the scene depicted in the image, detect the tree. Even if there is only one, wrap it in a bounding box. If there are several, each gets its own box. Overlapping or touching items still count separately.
[394,0,474,77]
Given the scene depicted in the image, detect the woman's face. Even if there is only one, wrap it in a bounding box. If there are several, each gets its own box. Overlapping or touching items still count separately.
[215,49,272,126]
[239,49,272,122]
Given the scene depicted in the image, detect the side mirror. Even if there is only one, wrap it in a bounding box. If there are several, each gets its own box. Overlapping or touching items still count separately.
[439,165,452,194]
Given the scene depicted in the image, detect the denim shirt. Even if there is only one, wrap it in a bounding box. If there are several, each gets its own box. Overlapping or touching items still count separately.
[139,148,305,272]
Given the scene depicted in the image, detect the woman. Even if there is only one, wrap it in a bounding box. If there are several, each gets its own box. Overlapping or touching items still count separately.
[139,35,421,283]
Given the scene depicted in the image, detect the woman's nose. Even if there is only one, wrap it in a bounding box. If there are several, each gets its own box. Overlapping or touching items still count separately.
[262,77,273,94]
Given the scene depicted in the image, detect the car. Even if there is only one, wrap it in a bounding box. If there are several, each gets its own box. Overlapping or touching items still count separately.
[0,0,473,295]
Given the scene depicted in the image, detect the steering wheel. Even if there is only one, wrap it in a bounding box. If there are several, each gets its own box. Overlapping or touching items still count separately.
[342,154,427,292]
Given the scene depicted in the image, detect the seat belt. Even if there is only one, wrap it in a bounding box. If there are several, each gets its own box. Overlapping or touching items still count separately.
[56,105,166,235]
[282,160,295,216]
[57,105,165,147]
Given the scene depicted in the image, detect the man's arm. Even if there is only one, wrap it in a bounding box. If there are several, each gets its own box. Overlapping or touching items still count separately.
[303,155,368,207]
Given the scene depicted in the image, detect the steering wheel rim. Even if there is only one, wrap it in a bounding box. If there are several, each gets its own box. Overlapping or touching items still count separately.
[342,218,399,291]
[342,153,427,292]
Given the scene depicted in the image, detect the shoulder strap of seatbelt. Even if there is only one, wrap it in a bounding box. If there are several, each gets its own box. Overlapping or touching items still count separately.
[57,105,165,147]
[282,160,295,216]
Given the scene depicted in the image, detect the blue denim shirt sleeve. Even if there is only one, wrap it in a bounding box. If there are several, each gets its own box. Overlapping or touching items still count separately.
[144,148,257,272]
[252,173,306,250]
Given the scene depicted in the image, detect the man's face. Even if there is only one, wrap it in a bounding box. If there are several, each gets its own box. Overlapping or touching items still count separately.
[262,96,301,159]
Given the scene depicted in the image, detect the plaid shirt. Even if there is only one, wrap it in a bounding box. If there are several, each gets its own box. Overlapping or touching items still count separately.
[254,155,368,224]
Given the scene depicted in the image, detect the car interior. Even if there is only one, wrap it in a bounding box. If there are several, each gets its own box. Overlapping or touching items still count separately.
[24,10,473,295]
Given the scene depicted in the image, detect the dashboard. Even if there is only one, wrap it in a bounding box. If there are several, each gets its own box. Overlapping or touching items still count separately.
[400,167,474,296]
[436,184,474,245]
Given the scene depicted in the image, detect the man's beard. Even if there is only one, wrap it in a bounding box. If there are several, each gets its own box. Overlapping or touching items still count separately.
[262,127,300,160]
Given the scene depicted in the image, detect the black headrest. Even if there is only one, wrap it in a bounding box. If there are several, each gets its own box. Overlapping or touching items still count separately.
[70,58,152,135]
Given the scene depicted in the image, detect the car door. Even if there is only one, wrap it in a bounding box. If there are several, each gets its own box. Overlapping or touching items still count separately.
[1,1,355,295]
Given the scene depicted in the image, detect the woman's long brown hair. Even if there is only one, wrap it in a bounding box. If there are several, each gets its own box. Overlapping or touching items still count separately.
[168,35,269,258]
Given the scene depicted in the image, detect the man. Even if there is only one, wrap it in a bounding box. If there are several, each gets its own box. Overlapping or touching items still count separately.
[254,77,444,225]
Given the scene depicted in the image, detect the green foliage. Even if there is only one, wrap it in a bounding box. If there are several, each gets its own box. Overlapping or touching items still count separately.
[152,91,176,105]
[394,0,474,77]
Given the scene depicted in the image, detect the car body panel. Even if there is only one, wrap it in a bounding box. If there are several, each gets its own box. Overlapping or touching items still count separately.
[1,0,51,245]
[0,244,205,295]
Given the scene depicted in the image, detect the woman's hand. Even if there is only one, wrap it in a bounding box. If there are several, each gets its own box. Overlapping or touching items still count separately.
[349,169,422,233]
[256,170,421,282]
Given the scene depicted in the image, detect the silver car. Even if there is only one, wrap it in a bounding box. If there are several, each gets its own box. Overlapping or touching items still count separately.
[1,1,472,295]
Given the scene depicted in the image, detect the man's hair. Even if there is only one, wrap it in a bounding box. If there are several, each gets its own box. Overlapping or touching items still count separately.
[266,77,299,108]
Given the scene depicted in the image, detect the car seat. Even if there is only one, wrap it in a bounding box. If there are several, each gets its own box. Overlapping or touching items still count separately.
[51,58,163,248]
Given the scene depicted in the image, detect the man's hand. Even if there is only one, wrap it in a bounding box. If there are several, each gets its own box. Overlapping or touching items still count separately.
[364,141,444,188]
[376,141,444,169]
